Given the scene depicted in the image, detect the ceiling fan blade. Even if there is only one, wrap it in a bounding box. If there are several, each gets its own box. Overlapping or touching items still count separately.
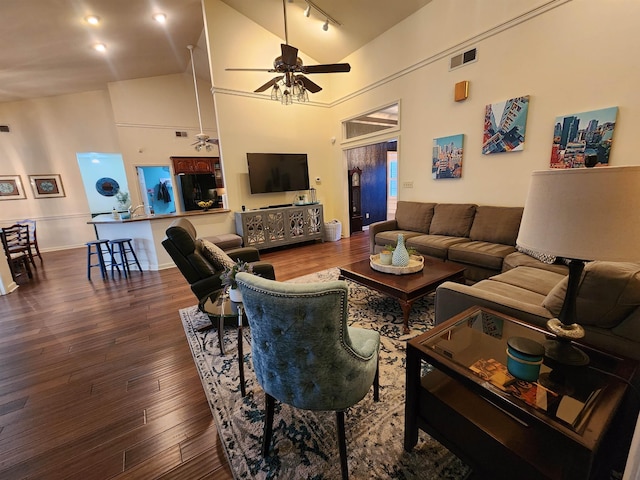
[303,63,351,74]
[254,76,284,93]
[281,44,298,66]
[226,68,275,72]
[297,75,322,93]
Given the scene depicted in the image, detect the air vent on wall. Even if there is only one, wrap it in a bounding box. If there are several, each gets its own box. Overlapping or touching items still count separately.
[0,125,10,133]
[449,48,477,71]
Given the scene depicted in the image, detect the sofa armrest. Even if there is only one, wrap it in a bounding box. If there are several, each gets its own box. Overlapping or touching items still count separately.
[226,247,261,263]
[251,261,276,281]
[368,219,398,254]
[434,281,553,331]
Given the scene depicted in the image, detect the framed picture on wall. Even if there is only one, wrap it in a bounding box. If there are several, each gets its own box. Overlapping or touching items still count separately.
[29,174,66,198]
[482,95,529,154]
[432,134,464,179]
[0,175,27,200]
[549,106,618,168]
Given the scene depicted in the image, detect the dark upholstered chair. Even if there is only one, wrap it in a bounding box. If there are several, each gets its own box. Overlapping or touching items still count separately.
[162,218,275,301]
[236,272,380,480]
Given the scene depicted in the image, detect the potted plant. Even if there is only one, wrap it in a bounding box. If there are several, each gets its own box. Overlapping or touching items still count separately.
[221,259,254,302]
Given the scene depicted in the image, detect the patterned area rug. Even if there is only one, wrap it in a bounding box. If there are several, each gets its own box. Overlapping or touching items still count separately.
[179,268,471,479]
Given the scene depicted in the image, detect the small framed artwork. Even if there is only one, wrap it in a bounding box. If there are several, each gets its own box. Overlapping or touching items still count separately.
[432,134,464,179]
[482,95,530,154]
[549,106,618,168]
[0,175,27,200]
[29,174,66,198]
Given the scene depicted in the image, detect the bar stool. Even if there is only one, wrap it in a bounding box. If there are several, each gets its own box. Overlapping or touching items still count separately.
[86,239,113,280]
[109,238,142,278]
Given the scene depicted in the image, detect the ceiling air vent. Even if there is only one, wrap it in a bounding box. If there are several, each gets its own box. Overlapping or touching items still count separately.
[449,48,477,71]
[175,131,187,137]
[0,125,10,133]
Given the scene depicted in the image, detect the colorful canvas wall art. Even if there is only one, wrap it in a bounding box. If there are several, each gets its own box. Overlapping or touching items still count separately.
[549,106,618,168]
[482,96,529,154]
[432,134,464,179]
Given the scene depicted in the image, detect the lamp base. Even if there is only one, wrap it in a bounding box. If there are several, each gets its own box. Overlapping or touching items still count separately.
[544,338,590,367]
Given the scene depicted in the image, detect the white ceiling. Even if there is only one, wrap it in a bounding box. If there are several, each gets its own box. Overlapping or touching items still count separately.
[0,0,431,104]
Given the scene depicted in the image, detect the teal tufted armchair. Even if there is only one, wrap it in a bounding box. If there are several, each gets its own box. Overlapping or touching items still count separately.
[236,272,380,480]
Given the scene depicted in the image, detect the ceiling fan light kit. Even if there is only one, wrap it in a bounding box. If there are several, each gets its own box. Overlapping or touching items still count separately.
[225,0,349,105]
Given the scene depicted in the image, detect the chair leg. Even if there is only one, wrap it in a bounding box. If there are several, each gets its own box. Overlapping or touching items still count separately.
[126,240,143,272]
[373,357,380,402]
[336,411,349,480]
[262,393,275,457]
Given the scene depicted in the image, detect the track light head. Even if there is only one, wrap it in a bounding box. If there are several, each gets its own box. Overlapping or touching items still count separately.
[322,18,329,31]
[304,3,311,17]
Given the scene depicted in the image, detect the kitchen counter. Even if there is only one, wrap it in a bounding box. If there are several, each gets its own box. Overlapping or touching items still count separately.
[87,209,233,271]
[87,208,229,224]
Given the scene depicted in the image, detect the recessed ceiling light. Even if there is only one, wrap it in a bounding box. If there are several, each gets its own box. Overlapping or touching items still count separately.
[153,13,167,24]
[93,43,107,52]
[85,15,100,25]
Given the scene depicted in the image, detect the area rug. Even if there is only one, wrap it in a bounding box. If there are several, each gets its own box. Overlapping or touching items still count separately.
[179,268,471,479]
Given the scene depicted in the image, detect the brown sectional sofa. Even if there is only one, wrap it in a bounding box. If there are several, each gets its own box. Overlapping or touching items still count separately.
[435,261,640,361]
[369,201,566,282]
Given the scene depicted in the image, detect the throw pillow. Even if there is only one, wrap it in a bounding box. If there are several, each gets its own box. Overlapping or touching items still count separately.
[542,261,640,328]
[200,239,235,271]
[516,245,557,264]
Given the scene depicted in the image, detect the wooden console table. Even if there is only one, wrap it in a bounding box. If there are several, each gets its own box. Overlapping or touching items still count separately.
[235,204,324,250]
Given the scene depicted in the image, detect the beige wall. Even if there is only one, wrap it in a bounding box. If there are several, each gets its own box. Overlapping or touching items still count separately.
[204,0,640,232]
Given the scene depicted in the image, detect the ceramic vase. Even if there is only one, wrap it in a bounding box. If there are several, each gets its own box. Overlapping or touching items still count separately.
[392,234,410,267]
[228,287,242,303]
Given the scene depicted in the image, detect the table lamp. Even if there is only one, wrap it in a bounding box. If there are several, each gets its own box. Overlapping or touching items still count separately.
[516,166,640,366]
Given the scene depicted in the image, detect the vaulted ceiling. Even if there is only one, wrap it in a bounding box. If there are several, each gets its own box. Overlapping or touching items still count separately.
[0,0,431,104]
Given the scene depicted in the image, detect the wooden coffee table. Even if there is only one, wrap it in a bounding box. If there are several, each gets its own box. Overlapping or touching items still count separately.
[338,255,465,333]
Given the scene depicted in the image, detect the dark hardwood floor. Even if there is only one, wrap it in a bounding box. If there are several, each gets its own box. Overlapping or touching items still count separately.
[0,231,370,479]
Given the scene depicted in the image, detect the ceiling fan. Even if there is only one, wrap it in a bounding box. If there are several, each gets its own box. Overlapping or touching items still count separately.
[187,45,218,151]
[225,0,350,104]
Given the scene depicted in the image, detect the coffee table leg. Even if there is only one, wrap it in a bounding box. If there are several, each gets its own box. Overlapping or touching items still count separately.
[399,300,414,334]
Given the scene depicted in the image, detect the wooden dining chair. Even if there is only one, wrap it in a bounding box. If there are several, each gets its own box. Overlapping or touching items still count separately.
[18,219,42,263]
[1,224,34,281]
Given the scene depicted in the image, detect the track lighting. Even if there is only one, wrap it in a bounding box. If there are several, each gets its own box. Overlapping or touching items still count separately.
[93,43,107,52]
[302,1,342,27]
[152,13,167,24]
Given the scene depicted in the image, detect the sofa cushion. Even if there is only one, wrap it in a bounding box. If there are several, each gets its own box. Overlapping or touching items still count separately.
[469,206,523,246]
[489,266,567,297]
[395,201,436,233]
[203,233,243,251]
[374,230,424,248]
[429,203,477,237]
[199,239,235,271]
[406,235,471,260]
[502,252,569,275]
[471,279,549,306]
[448,241,517,270]
[543,262,640,328]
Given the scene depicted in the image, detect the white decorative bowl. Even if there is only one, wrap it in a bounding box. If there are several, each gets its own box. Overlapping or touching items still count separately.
[370,254,424,275]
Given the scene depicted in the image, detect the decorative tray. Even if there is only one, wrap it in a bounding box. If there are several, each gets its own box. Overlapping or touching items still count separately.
[370,254,424,275]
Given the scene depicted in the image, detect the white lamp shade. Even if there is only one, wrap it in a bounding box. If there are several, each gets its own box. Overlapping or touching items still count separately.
[517,166,640,262]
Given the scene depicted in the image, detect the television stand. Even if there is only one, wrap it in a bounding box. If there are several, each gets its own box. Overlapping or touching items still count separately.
[235,204,324,250]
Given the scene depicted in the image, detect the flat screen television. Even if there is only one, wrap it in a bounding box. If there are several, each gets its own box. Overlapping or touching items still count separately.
[247,153,310,194]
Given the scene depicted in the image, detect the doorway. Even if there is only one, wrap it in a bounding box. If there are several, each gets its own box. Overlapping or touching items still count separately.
[345,139,398,233]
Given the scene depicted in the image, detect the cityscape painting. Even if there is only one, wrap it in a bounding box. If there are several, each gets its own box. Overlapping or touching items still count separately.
[482,96,529,154]
[432,134,464,179]
[550,106,618,168]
